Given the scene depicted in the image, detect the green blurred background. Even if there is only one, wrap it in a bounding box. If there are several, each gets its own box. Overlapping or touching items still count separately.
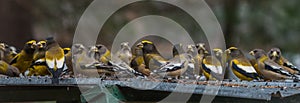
[0,0,299,66]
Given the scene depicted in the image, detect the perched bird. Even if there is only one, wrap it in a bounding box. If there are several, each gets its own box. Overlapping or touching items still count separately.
[27,40,50,76]
[0,43,17,63]
[201,54,223,80]
[154,44,190,78]
[63,47,73,75]
[73,44,114,77]
[249,49,294,80]
[141,40,168,71]
[33,40,46,61]
[213,48,223,63]
[0,60,20,77]
[196,43,208,55]
[197,44,223,80]
[45,37,66,84]
[27,59,49,76]
[10,40,36,75]
[130,42,151,76]
[97,44,111,65]
[268,48,300,74]
[186,44,202,76]
[116,42,132,65]
[225,47,260,81]
[87,44,111,65]
[194,43,209,76]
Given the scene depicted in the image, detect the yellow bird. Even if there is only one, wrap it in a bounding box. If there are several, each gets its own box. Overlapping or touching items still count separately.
[201,54,223,80]
[249,49,293,80]
[27,58,50,76]
[45,37,66,83]
[268,48,299,74]
[141,40,168,71]
[27,40,50,76]
[10,40,36,75]
[197,44,223,80]
[0,60,20,77]
[154,44,190,78]
[33,40,46,61]
[226,47,260,81]
[87,44,111,65]
[130,42,151,76]
[73,44,114,77]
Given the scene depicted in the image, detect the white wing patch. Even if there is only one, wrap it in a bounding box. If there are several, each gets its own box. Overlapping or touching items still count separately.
[56,56,65,69]
[236,65,257,73]
[35,58,45,63]
[46,59,55,68]
[46,57,65,69]
[205,64,223,74]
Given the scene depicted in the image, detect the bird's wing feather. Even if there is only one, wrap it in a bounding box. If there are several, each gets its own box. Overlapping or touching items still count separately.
[9,54,19,65]
[232,60,257,73]
[46,59,55,69]
[264,60,292,76]
[56,56,65,69]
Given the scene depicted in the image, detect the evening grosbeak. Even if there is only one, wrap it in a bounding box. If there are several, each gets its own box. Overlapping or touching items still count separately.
[268,48,300,74]
[45,37,66,84]
[226,47,260,81]
[10,40,36,75]
[249,49,294,80]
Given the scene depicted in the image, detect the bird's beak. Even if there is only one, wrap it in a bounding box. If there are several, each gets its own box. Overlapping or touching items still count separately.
[224,49,230,54]
[38,44,43,48]
[249,51,255,56]
[137,43,143,48]
[271,51,278,57]
[31,43,37,49]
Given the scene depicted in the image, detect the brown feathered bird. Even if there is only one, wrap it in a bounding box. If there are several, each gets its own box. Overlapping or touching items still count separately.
[268,48,300,74]
[249,49,294,80]
[45,37,66,84]
[130,42,151,76]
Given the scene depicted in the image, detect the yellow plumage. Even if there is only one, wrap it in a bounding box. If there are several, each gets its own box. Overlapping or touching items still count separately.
[226,47,260,81]
[45,37,65,83]
[250,49,292,80]
[10,40,36,74]
[28,58,50,76]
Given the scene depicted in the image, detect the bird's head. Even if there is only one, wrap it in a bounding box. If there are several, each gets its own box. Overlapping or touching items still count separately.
[133,42,144,55]
[249,49,266,59]
[36,40,46,49]
[120,42,131,51]
[268,48,281,60]
[213,48,223,57]
[187,44,196,54]
[136,42,143,49]
[141,40,157,54]
[72,44,86,55]
[196,43,208,54]
[225,47,243,58]
[0,43,7,51]
[24,40,37,54]
[95,44,108,55]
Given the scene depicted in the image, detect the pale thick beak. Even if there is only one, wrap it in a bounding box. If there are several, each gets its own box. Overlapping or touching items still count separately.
[271,51,278,57]
[249,51,255,56]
